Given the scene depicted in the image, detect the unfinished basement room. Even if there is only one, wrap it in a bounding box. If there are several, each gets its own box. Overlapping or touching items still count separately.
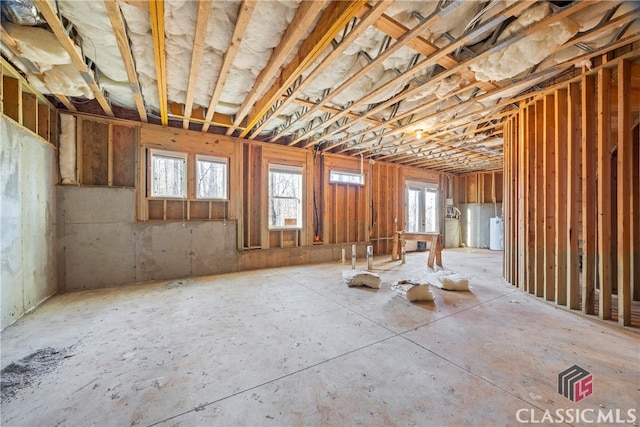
[1,0,639,425]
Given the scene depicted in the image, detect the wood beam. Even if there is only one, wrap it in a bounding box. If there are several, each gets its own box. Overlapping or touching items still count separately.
[228,0,328,135]
[566,81,581,310]
[534,100,544,298]
[319,3,633,153]
[149,0,167,125]
[33,0,114,116]
[526,105,536,294]
[105,0,148,122]
[245,0,392,139]
[617,59,632,326]
[201,1,257,133]
[182,0,212,129]
[581,73,596,315]
[554,88,568,305]
[597,65,613,320]
[275,0,467,145]
[240,0,368,138]
[543,93,556,302]
[303,0,570,149]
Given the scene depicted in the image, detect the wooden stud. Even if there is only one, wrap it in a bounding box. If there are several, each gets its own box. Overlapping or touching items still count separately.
[534,100,544,298]
[202,1,257,132]
[228,0,329,135]
[581,73,596,314]
[597,66,613,320]
[182,0,212,129]
[567,82,581,310]
[617,59,632,326]
[543,93,556,301]
[554,88,568,306]
[241,0,368,138]
[149,0,168,125]
[34,0,114,117]
[634,121,640,302]
[526,106,536,294]
[104,0,148,122]
[518,108,526,290]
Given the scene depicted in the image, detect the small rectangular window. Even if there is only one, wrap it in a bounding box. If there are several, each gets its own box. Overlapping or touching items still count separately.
[269,164,303,229]
[329,170,364,185]
[151,150,186,198]
[196,156,228,199]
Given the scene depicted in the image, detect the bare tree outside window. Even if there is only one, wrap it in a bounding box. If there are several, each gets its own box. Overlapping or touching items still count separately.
[152,152,186,197]
[197,157,227,199]
[269,166,302,228]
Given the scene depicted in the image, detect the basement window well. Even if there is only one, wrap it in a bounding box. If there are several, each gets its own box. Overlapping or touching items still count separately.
[269,164,303,229]
[151,150,187,198]
[196,156,228,200]
[329,170,364,185]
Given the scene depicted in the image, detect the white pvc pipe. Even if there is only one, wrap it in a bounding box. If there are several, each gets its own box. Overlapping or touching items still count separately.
[351,244,356,270]
[367,245,373,270]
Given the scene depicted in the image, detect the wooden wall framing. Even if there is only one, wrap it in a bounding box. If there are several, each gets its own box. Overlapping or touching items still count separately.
[503,52,640,327]
[1,59,58,147]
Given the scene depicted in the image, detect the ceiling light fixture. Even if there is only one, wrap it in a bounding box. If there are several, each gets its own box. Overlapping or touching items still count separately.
[416,130,423,139]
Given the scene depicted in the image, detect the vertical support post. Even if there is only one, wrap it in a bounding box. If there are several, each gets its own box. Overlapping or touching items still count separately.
[543,93,556,302]
[581,73,596,314]
[401,246,406,264]
[617,59,632,326]
[555,88,568,306]
[367,245,373,271]
[526,106,536,294]
[351,244,356,270]
[534,100,545,298]
[341,248,346,264]
[597,66,613,320]
[567,82,581,309]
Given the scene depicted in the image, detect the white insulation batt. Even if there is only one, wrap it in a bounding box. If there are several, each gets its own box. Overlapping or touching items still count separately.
[2,0,633,144]
[342,270,381,289]
[58,114,76,184]
[428,271,470,291]
[390,280,434,302]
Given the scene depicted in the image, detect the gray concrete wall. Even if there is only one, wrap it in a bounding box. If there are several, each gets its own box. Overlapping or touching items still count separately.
[59,186,366,290]
[1,117,57,330]
[459,203,503,249]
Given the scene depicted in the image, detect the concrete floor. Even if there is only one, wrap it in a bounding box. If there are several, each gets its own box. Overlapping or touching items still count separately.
[1,249,638,426]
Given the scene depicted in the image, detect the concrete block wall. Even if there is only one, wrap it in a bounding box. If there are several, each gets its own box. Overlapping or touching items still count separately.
[1,117,57,329]
[58,186,364,291]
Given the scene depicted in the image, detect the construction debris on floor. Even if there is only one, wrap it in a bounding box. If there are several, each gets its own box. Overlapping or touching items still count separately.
[390,279,434,302]
[342,270,381,289]
[428,270,470,291]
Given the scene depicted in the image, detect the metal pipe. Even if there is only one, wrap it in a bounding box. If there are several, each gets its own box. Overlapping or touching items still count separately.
[367,245,373,271]
[351,244,357,270]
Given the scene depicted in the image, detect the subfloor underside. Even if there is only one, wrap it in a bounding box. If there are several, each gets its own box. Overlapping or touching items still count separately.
[1,249,638,426]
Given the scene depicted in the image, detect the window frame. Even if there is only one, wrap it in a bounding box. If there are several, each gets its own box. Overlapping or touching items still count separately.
[268,163,303,230]
[149,149,187,199]
[406,180,439,233]
[329,169,365,186]
[195,154,229,201]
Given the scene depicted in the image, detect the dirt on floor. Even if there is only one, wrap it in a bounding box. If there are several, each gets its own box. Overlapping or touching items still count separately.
[1,347,73,403]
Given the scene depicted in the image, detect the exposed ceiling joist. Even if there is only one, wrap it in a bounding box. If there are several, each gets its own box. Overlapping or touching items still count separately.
[201,1,257,133]
[319,1,615,153]
[149,0,167,125]
[246,0,393,140]
[104,0,147,122]
[275,0,468,145]
[182,0,212,129]
[239,0,368,138]
[300,0,544,149]
[227,0,329,135]
[33,0,114,117]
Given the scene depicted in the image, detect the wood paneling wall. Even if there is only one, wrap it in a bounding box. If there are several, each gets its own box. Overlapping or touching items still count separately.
[503,55,640,327]
[62,112,445,255]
